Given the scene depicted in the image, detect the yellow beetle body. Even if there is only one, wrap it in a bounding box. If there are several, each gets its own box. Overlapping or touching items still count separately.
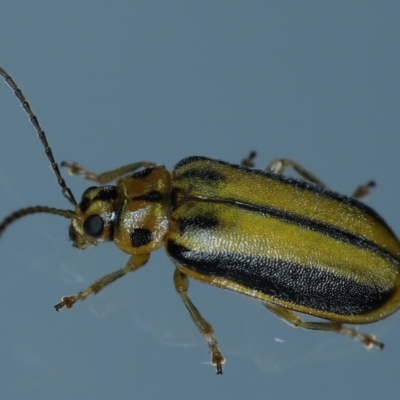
[1,65,398,374]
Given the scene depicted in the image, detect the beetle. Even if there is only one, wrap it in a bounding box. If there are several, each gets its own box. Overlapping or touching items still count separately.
[1,65,399,374]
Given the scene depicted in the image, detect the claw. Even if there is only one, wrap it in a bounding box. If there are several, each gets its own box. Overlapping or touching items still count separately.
[54,296,76,311]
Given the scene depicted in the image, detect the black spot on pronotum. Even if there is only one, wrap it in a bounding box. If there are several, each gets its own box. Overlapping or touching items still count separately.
[130,228,153,247]
[135,190,163,202]
[83,215,104,238]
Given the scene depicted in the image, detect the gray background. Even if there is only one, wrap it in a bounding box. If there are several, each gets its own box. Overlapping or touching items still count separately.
[0,2,399,399]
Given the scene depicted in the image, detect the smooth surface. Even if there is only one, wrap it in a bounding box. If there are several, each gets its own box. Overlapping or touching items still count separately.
[0,2,399,400]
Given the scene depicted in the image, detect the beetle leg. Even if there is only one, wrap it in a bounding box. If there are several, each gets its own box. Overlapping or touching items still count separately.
[245,152,376,199]
[241,152,327,186]
[173,268,225,374]
[241,151,257,168]
[351,180,376,199]
[265,156,376,199]
[263,303,384,350]
[60,161,157,184]
[266,159,327,187]
[55,253,150,311]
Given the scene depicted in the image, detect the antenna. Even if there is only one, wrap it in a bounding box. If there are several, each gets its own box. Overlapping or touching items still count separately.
[0,66,77,206]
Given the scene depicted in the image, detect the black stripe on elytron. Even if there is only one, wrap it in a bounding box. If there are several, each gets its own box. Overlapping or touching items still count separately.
[167,240,394,316]
[176,168,225,184]
[207,196,400,266]
[174,156,396,238]
[174,156,211,169]
[174,157,225,183]
[177,215,219,236]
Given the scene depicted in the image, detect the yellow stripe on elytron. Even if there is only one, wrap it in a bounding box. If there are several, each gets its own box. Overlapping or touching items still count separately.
[170,202,399,289]
[173,158,400,256]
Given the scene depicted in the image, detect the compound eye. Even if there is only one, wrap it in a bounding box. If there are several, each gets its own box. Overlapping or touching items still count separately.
[83,214,104,238]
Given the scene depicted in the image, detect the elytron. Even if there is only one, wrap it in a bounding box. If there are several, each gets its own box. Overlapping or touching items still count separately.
[1,66,399,374]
